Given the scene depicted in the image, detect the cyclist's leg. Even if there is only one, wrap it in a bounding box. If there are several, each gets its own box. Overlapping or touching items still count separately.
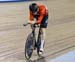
[39,28,45,52]
[39,15,48,54]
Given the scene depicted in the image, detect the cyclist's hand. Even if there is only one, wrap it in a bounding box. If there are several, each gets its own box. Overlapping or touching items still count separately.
[28,20,36,24]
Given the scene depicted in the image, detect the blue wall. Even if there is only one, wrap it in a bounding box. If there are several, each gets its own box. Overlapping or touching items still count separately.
[0,0,34,2]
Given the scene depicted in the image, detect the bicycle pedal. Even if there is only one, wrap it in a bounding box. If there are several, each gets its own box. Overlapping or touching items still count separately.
[34,47,36,50]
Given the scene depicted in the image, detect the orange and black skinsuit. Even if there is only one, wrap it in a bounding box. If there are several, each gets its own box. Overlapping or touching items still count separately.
[29,4,48,28]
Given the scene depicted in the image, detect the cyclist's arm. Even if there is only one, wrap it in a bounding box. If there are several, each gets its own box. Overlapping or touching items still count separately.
[29,11,34,21]
[36,8,45,24]
[36,15,44,24]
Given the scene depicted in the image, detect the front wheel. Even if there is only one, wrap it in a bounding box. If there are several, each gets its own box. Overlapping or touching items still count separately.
[25,33,34,60]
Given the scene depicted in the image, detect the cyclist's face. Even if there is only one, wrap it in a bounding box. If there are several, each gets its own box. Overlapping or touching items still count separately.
[33,8,39,15]
[33,12,38,15]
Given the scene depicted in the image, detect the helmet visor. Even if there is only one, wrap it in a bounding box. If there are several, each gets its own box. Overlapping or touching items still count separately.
[33,7,38,12]
[29,4,38,13]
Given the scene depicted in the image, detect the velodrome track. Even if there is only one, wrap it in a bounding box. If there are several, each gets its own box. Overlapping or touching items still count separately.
[0,0,75,62]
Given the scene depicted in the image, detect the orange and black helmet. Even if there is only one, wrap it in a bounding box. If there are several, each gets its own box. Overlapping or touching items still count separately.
[29,3,38,13]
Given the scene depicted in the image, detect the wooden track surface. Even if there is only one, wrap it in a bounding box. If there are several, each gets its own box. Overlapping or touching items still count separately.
[0,0,75,62]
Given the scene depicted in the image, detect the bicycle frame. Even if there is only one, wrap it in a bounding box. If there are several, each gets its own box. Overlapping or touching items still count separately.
[31,24,40,49]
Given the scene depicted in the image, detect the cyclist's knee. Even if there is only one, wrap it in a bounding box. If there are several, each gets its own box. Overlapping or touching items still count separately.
[40,28,46,34]
[40,28,46,39]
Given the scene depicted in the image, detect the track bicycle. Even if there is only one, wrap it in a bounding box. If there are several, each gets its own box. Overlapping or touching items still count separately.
[23,23,42,60]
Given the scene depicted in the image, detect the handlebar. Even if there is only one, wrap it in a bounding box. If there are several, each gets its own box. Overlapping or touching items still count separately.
[23,23,30,26]
[23,23,40,27]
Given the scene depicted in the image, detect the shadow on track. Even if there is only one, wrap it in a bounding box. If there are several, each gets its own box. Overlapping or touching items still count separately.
[26,57,46,62]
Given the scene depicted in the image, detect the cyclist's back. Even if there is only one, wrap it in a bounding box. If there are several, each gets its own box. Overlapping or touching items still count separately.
[30,4,48,24]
